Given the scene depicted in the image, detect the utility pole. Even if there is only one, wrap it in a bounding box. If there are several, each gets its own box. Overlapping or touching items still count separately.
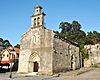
[9,52,13,78]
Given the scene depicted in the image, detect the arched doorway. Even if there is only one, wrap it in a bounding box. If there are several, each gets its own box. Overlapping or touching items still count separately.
[28,53,40,73]
[33,61,39,72]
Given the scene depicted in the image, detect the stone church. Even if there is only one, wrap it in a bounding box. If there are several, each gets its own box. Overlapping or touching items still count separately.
[18,5,80,75]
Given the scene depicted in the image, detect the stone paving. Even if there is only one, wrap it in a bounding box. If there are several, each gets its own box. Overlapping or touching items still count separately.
[0,68,100,80]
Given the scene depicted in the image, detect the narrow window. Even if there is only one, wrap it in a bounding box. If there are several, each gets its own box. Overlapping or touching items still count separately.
[60,52,62,54]
[66,54,68,56]
[97,46,99,49]
[54,51,57,54]
[90,52,92,53]
[34,18,36,26]
[7,54,9,57]
[37,17,40,25]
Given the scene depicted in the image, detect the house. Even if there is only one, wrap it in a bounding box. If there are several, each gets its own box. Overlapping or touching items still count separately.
[0,46,19,66]
[1,49,11,65]
[13,47,20,59]
[18,5,80,75]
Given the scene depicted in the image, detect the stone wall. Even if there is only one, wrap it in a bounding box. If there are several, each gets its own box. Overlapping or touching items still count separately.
[52,37,80,73]
[18,27,54,75]
[18,27,80,75]
[38,28,54,75]
[84,44,100,67]
[18,28,33,73]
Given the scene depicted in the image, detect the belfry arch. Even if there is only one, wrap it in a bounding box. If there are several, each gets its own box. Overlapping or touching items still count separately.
[28,53,40,72]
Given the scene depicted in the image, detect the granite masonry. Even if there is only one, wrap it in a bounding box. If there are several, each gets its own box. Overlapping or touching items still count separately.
[18,5,80,75]
[84,44,100,67]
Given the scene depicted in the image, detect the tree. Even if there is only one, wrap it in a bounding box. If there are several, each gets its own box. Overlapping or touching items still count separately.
[0,38,3,42]
[71,20,81,31]
[0,38,4,52]
[59,20,86,45]
[86,31,100,45]
[59,20,87,59]
[14,44,20,49]
[59,20,100,60]
[59,22,71,33]
[3,40,12,48]
[59,20,81,33]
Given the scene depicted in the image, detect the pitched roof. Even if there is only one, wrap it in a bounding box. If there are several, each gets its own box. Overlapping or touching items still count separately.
[1,46,20,54]
[34,5,42,9]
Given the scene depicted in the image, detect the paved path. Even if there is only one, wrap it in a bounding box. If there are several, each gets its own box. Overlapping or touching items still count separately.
[77,68,100,80]
[57,68,100,80]
[0,68,100,80]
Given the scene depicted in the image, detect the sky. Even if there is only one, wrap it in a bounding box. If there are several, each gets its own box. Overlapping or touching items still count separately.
[0,0,100,45]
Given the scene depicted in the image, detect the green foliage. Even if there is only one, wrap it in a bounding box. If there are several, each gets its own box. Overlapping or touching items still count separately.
[59,20,86,45]
[86,31,100,45]
[3,40,12,48]
[59,22,71,33]
[0,38,3,42]
[59,20,81,33]
[0,38,12,51]
[14,44,20,49]
[71,20,81,31]
[80,47,89,59]
[0,38,3,52]
[13,59,18,63]
[58,20,99,59]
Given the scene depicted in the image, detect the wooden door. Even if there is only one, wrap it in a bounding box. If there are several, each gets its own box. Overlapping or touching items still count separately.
[33,61,38,72]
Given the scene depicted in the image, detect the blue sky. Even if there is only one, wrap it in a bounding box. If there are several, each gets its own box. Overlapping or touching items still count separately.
[0,0,100,45]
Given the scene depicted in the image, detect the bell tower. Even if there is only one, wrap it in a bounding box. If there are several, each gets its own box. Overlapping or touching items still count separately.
[31,5,46,28]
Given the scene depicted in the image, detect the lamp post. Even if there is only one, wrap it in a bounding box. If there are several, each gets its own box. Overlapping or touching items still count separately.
[9,62,12,78]
[0,54,2,61]
[0,54,2,68]
[9,52,13,78]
